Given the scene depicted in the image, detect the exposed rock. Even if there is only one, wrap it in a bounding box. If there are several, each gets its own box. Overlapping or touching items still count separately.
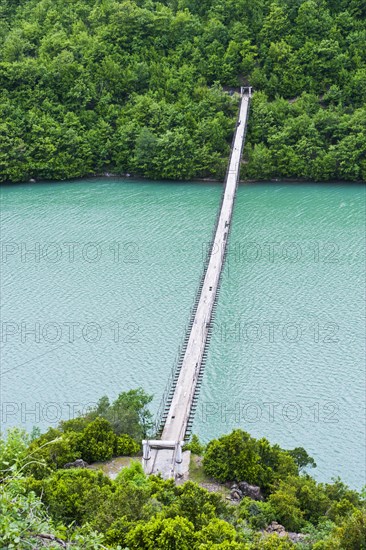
[266,521,287,536]
[63,458,88,469]
[230,481,264,502]
[194,456,204,469]
[198,482,224,493]
[265,522,305,543]
[238,481,264,501]
[287,532,306,543]
[230,484,242,501]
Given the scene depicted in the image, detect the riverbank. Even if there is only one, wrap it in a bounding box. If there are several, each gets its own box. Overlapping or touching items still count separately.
[1,173,365,186]
[2,425,365,549]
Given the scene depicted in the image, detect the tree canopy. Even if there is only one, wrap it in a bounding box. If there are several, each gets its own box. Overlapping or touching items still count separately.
[1,0,365,183]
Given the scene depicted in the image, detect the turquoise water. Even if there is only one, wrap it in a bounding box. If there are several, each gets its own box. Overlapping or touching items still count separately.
[1,179,365,489]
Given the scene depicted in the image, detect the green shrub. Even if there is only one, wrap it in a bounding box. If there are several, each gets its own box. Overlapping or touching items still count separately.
[313,509,366,549]
[184,434,205,455]
[116,461,147,487]
[115,434,140,456]
[41,469,112,525]
[93,388,154,439]
[203,430,298,491]
[268,483,304,532]
[25,428,82,478]
[0,428,29,477]
[168,481,228,531]
[239,498,276,530]
[126,516,195,550]
[254,534,295,549]
[77,417,117,463]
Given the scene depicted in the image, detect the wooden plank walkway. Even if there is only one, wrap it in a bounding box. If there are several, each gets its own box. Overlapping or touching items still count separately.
[143,89,252,479]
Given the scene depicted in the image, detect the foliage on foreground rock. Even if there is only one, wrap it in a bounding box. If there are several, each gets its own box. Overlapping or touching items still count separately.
[7,389,152,480]
[1,418,365,548]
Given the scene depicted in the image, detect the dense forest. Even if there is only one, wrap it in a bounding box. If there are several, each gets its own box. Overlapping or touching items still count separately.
[0,0,365,183]
[1,389,365,548]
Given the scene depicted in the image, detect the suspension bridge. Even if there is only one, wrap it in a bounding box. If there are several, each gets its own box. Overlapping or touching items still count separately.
[143,87,252,479]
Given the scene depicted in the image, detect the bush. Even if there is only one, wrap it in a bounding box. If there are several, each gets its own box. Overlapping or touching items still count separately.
[77,418,117,463]
[203,430,298,491]
[98,389,154,439]
[268,483,304,532]
[184,434,205,455]
[115,434,140,456]
[0,428,29,477]
[169,481,228,531]
[41,469,112,525]
[195,518,239,547]
[116,461,147,487]
[239,498,276,530]
[25,428,82,478]
[126,516,195,550]
[313,509,366,549]
[254,534,295,549]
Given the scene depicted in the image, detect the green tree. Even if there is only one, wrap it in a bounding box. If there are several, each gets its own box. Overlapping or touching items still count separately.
[287,447,317,471]
[94,388,154,439]
[203,430,298,491]
[134,126,159,176]
[260,4,290,46]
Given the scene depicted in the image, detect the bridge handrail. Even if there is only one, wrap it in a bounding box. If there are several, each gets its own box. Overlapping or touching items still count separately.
[154,90,252,436]
[204,92,244,267]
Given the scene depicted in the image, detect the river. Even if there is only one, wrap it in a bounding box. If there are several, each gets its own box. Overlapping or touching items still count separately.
[0,178,365,488]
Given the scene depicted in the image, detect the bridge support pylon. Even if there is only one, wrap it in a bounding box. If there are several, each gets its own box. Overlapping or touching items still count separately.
[142,439,189,480]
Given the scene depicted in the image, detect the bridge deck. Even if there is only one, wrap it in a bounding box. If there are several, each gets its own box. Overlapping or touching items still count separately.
[143,91,251,478]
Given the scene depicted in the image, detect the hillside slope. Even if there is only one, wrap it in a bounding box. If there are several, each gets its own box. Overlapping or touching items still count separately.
[0,0,365,182]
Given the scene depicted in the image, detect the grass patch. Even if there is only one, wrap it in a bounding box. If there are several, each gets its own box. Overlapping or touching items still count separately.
[88,456,135,479]
[188,455,231,498]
